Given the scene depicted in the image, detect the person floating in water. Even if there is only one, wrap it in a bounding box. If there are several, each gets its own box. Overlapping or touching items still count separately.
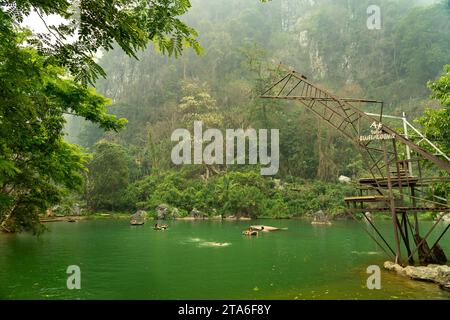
[250,225,285,232]
[154,223,168,230]
[201,242,230,247]
[242,227,258,236]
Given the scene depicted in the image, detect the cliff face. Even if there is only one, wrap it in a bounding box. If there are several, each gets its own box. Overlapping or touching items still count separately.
[66,0,449,149]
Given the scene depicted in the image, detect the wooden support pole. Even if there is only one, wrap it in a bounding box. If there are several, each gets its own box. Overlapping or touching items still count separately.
[407,213,446,263]
[426,223,450,259]
[383,140,402,264]
[400,212,414,265]
[411,186,419,235]
[362,212,397,257]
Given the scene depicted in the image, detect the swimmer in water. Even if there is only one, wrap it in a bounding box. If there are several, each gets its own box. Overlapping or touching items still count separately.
[201,242,230,247]
[154,223,168,230]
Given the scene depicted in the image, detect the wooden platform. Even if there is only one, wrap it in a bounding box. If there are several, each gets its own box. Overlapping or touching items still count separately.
[358,177,418,187]
[344,195,388,203]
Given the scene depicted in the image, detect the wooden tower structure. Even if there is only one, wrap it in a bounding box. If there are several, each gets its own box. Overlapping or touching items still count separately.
[260,65,450,266]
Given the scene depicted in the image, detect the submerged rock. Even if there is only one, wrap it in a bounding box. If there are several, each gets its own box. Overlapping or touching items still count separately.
[384,261,450,290]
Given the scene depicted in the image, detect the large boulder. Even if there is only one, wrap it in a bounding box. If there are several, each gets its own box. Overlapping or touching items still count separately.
[190,208,205,219]
[435,265,450,283]
[384,261,406,274]
[130,210,146,225]
[170,207,180,220]
[404,264,450,283]
[312,210,331,223]
[404,266,439,282]
[384,261,450,290]
[313,210,325,219]
[155,204,180,220]
[155,204,169,220]
[73,203,81,216]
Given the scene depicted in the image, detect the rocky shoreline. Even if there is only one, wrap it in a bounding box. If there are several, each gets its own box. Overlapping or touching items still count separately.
[384,261,450,292]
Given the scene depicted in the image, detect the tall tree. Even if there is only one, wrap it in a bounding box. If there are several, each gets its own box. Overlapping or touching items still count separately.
[1,0,202,85]
[86,141,131,211]
[418,65,450,154]
[0,1,201,233]
[0,17,125,233]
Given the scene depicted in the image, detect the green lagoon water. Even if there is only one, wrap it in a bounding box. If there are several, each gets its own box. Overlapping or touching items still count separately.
[0,219,449,300]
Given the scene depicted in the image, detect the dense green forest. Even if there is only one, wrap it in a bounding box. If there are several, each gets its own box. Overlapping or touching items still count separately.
[0,0,201,233]
[1,0,449,233]
[68,0,449,216]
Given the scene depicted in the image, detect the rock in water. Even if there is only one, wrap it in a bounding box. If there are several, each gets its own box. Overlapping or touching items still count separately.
[130,210,146,225]
[311,210,332,225]
[384,261,406,274]
[404,266,438,282]
[384,261,450,290]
